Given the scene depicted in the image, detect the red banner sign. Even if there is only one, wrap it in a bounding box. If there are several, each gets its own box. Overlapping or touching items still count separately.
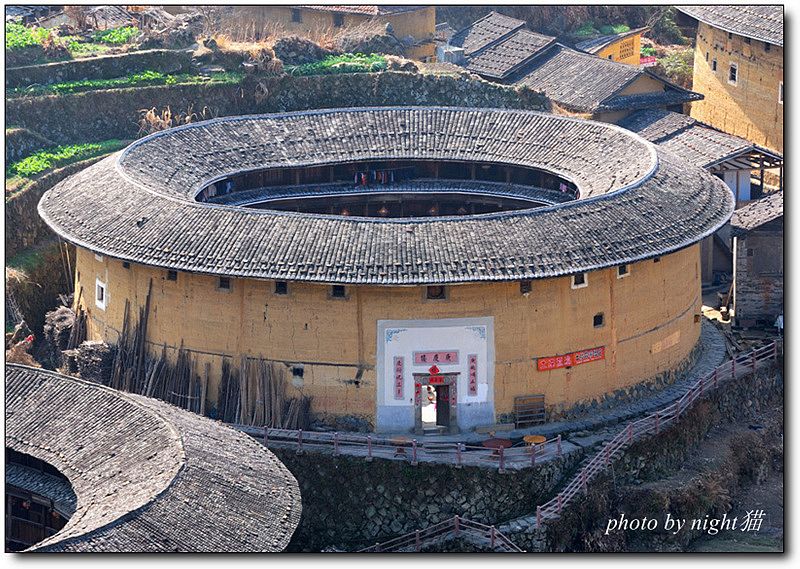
[468,354,478,396]
[393,356,404,400]
[537,346,605,371]
[414,351,459,365]
[639,55,656,67]
[429,375,445,385]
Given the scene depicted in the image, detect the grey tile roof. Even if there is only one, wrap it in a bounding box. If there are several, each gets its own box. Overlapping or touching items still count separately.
[575,27,649,54]
[512,45,701,113]
[6,365,302,552]
[6,463,77,517]
[465,29,555,79]
[678,5,783,46]
[619,109,782,168]
[595,89,703,113]
[730,191,783,236]
[38,107,734,285]
[450,11,526,56]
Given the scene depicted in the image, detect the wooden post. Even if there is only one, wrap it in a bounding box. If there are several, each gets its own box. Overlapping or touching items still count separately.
[411,439,418,465]
[366,435,373,461]
[334,432,339,455]
[498,446,506,473]
[490,526,496,549]
[536,506,542,527]
[557,435,562,457]
[454,515,460,536]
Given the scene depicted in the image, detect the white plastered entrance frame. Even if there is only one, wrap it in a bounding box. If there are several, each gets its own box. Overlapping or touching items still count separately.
[375,316,495,434]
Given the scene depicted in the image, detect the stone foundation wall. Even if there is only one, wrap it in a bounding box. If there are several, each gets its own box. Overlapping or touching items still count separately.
[6,71,547,145]
[509,362,783,552]
[268,446,582,552]
[5,49,193,88]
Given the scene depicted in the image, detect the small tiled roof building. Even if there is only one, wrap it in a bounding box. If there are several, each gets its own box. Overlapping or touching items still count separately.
[39,107,734,434]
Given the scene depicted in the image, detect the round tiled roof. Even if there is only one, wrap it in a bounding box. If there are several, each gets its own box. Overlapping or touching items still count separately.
[38,107,734,285]
[5,365,301,552]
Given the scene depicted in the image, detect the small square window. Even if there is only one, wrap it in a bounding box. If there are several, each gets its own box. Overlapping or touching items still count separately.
[95,279,107,311]
[705,51,709,61]
[520,281,532,295]
[571,273,588,289]
[617,264,630,278]
[743,37,751,44]
[333,13,344,27]
[593,313,604,328]
[291,8,302,23]
[331,285,346,298]
[728,32,733,40]
[166,270,178,281]
[712,58,717,72]
[218,276,231,290]
[728,63,738,85]
[765,42,771,52]
[653,257,661,263]
[426,285,447,300]
[122,261,131,269]
[607,54,613,60]
[275,281,288,295]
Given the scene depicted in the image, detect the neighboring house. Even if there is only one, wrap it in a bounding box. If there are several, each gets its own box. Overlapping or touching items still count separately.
[575,26,649,65]
[445,12,702,122]
[678,5,783,154]
[729,191,783,328]
[238,5,437,61]
[619,109,783,286]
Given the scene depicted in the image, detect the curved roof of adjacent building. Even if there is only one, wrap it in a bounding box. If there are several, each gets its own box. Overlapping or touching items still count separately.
[38,107,734,285]
[5,365,302,552]
[678,5,783,46]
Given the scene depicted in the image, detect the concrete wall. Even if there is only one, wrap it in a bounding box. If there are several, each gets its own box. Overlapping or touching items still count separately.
[75,243,703,430]
[690,22,783,153]
[733,221,783,326]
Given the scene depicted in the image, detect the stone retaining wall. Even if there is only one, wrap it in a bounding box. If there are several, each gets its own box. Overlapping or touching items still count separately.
[5,49,193,88]
[508,362,783,552]
[268,445,582,552]
[6,71,547,145]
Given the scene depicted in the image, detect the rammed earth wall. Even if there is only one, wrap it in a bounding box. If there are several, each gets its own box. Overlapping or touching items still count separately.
[5,49,193,88]
[6,71,548,145]
[269,446,582,552]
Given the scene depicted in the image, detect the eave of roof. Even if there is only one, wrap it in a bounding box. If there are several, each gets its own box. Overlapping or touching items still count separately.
[450,10,527,56]
[465,28,555,80]
[38,107,734,285]
[730,191,783,236]
[677,5,783,46]
[619,109,783,169]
